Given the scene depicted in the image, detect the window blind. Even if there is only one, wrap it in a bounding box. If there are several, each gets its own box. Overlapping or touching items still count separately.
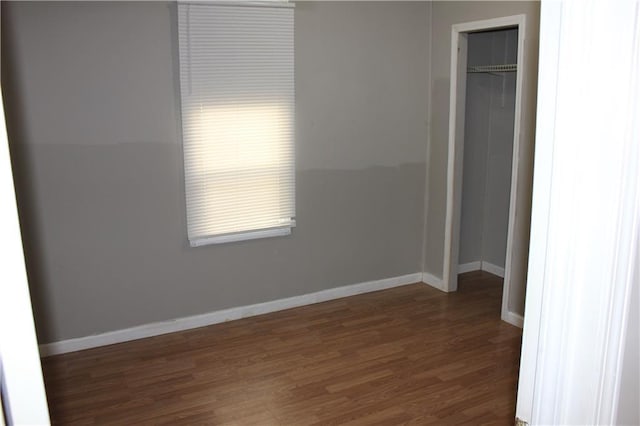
[177,2,295,247]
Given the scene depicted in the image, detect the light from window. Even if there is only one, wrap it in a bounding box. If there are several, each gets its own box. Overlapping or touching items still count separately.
[177,2,295,246]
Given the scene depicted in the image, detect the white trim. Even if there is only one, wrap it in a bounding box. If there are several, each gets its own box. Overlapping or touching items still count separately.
[442,16,527,331]
[177,1,295,9]
[515,3,561,420]
[442,21,467,293]
[503,311,524,328]
[458,261,481,274]
[500,14,527,341]
[0,90,51,423]
[457,261,504,278]
[39,273,422,356]
[421,272,446,292]
[190,226,293,247]
[450,15,527,34]
[482,261,505,278]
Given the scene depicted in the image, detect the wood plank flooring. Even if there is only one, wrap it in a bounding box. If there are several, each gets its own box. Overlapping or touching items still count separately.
[42,271,522,425]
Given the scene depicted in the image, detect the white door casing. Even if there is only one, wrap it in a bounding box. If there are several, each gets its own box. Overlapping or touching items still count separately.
[0,89,51,422]
[443,14,527,328]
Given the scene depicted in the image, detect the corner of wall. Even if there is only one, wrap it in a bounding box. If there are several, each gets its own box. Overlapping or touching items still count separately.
[420,0,435,277]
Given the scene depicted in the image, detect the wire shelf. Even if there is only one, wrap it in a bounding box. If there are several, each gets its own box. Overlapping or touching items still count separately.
[467,64,517,73]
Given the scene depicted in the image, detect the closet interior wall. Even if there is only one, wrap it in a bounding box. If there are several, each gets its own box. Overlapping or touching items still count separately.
[459,29,518,273]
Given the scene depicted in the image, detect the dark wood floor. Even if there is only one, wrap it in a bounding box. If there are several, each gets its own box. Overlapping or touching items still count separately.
[42,271,522,425]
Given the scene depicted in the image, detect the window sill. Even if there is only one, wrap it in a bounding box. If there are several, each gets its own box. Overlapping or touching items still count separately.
[189,226,292,247]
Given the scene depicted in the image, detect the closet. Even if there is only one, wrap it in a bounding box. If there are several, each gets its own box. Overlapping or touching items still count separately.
[458,28,518,278]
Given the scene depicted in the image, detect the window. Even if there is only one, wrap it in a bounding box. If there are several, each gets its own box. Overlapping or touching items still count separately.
[177,1,295,247]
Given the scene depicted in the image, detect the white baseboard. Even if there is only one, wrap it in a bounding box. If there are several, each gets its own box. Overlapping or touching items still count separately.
[481,261,505,278]
[458,261,482,274]
[421,272,446,292]
[39,272,423,357]
[502,310,524,328]
[457,261,505,278]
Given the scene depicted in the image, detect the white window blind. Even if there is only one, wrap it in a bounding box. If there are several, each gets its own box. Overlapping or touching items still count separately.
[177,2,295,247]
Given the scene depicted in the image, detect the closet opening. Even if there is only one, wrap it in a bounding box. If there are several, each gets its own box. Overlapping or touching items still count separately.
[442,15,527,328]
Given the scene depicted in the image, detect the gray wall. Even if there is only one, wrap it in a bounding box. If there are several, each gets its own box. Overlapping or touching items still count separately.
[617,259,639,425]
[459,29,517,269]
[423,2,539,315]
[2,1,430,343]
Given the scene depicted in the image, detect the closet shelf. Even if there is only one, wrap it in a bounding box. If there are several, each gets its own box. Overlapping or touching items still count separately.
[467,64,517,73]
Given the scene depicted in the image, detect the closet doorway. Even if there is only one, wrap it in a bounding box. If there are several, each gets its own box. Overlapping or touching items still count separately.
[442,15,527,328]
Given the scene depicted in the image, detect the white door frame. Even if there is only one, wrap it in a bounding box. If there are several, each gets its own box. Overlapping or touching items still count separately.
[0,93,51,422]
[442,14,526,327]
